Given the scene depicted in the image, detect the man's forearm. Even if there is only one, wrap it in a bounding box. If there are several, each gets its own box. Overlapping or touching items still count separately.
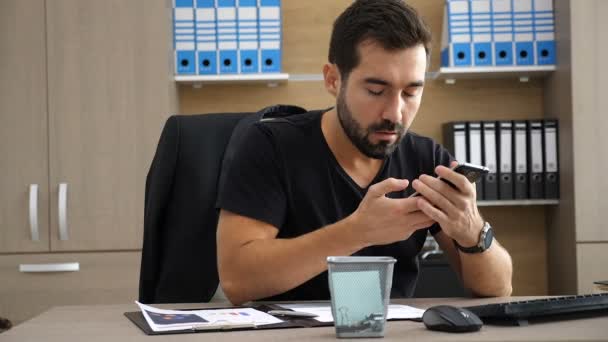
[219,216,367,305]
[460,240,513,297]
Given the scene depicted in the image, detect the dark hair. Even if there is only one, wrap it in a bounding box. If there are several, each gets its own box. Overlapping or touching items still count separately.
[328,0,432,79]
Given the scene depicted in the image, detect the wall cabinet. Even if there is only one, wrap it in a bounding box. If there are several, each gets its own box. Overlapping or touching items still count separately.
[46,0,177,251]
[0,0,49,253]
[546,0,608,295]
[0,0,177,323]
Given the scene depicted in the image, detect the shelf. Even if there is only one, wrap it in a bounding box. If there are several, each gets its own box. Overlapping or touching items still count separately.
[289,72,441,82]
[477,199,559,207]
[175,70,466,86]
[175,73,289,87]
[288,73,324,81]
[431,65,556,84]
[174,66,554,86]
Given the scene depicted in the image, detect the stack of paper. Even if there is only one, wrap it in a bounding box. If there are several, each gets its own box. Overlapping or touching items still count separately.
[135,302,283,332]
[595,281,608,292]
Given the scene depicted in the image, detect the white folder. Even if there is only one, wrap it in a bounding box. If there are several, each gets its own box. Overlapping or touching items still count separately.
[529,121,544,198]
[514,121,528,198]
[454,123,468,163]
[468,122,483,195]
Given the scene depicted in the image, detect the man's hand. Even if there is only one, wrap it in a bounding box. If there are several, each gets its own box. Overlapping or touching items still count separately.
[412,161,513,297]
[411,161,484,247]
[349,177,436,247]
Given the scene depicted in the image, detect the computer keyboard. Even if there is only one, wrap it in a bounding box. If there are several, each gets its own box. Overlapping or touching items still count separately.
[464,293,608,325]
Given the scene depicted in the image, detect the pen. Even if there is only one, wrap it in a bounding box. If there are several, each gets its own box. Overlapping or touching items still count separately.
[191,322,257,331]
[267,310,319,318]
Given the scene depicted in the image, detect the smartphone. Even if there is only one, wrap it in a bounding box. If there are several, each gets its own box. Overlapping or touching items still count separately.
[409,162,490,197]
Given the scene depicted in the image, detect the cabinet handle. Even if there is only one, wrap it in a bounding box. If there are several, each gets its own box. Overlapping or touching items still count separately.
[19,262,79,273]
[58,183,69,240]
[29,184,39,241]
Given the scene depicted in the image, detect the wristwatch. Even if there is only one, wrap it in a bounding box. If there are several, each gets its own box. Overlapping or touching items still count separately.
[454,221,494,254]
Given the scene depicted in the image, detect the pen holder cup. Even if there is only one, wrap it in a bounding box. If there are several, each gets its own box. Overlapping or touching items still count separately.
[327,256,396,338]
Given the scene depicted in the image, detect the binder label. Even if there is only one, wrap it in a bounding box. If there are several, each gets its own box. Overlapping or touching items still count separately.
[515,124,527,173]
[259,7,280,19]
[469,123,483,166]
[531,124,543,173]
[454,123,467,163]
[545,128,558,172]
[484,125,497,173]
[500,127,512,173]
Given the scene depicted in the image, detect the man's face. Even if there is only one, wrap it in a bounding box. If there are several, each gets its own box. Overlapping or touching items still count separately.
[335,41,427,159]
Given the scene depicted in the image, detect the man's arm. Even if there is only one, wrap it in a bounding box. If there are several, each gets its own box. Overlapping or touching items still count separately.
[217,210,365,305]
[217,178,435,305]
[413,162,513,297]
[434,230,512,297]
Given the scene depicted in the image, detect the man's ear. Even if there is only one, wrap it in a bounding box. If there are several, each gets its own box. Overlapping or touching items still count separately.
[323,63,341,97]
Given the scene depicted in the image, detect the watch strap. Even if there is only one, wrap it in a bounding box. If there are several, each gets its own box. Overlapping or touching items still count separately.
[454,222,493,254]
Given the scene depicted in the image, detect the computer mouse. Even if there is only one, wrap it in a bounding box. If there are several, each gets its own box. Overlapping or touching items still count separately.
[422,305,483,333]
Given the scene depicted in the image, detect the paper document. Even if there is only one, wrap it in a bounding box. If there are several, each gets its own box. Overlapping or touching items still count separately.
[135,301,283,332]
[386,304,426,319]
[277,303,424,323]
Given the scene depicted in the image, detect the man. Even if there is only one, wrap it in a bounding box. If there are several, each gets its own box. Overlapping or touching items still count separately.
[216,0,512,305]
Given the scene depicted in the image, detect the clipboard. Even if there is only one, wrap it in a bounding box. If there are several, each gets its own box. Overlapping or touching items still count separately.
[124,304,332,335]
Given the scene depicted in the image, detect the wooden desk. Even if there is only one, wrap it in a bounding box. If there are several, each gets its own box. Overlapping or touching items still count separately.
[2,297,607,341]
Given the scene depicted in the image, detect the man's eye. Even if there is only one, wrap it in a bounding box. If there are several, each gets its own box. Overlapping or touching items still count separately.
[402,90,418,98]
[367,89,383,96]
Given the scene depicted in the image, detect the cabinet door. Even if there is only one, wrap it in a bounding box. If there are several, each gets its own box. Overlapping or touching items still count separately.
[0,251,141,324]
[46,0,177,251]
[0,0,50,252]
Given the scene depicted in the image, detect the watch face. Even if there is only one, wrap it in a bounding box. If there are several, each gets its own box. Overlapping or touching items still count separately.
[483,226,494,249]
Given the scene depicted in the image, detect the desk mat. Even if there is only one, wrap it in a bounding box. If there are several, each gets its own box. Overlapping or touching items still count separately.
[124,304,332,335]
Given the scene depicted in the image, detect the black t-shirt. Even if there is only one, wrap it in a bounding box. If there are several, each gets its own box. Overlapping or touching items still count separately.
[217,109,454,301]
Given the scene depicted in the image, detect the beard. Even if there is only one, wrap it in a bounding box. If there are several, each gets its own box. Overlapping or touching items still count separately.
[336,90,406,160]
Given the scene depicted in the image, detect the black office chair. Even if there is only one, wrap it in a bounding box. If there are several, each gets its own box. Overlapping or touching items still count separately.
[138,104,307,304]
[413,234,469,298]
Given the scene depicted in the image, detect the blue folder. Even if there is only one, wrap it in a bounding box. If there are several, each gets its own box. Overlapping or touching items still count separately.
[471,0,492,66]
[491,0,514,66]
[237,0,259,73]
[217,0,238,74]
[533,0,556,65]
[258,0,282,72]
[195,0,218,74]
[174,0,196,74]
[441,0,472,67]
[513,0,534,65]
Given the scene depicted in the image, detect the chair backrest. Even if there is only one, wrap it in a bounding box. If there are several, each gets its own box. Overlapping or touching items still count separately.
[138,105,307,304]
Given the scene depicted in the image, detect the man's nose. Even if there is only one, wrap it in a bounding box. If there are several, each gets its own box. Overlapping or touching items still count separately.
[382,93,404,124]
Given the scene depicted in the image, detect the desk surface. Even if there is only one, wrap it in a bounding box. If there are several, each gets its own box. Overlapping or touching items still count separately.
[2,297,607,341]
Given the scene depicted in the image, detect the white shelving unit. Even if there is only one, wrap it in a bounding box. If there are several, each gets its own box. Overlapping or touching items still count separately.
[288,73,443,82]
[477,199,559,207]
[174,73,289,87]
[430,65,556,84]
[175,72,452,87]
